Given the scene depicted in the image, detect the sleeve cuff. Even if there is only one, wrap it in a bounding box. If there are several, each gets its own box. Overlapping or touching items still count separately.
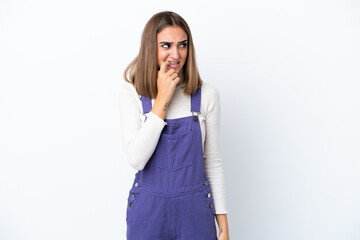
[148,111,167,125]
[215,210,228,214]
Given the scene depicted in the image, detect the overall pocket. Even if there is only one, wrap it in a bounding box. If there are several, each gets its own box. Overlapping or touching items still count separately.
[149,130,196,170]
[126,191,151,222]
[126,191,163,222]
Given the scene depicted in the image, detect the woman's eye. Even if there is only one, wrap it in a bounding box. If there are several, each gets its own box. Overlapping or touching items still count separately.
[180,43,187,48]
[162,44,170,48]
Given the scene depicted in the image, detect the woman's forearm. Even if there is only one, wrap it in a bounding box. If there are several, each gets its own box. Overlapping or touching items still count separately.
[215,214,229,235]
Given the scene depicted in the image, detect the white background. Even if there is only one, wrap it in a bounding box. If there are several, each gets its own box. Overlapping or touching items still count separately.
[1,0,360,239]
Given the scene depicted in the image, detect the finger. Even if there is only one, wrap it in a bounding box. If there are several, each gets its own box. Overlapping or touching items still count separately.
[173,77,181,84]
[170,72,178,80]
[159,61,168,73]
[166,68,175,76]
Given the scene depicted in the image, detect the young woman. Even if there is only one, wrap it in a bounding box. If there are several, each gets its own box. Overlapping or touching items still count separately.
[120,11,229,239]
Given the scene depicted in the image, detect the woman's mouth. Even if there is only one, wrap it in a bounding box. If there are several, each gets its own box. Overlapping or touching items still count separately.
[168,61,180,69]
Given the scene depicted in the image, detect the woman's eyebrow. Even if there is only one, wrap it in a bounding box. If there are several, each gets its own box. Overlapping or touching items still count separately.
[159,40,188,44]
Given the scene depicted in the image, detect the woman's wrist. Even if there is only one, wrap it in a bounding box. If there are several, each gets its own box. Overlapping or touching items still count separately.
[215,213,229,232]
[151,98,169,120]
[219,225,229,235]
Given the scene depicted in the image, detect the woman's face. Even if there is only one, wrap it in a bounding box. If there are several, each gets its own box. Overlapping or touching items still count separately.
[156,26,188,74]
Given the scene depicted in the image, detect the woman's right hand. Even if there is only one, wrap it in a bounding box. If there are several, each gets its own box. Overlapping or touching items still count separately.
[156,61,181,103]
[150,61,181,120]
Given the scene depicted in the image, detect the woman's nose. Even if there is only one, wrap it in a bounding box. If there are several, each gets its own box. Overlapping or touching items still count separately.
[170,46,179,59]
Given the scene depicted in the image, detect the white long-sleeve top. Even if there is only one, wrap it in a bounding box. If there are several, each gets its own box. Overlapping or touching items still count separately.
[119,81,227,214]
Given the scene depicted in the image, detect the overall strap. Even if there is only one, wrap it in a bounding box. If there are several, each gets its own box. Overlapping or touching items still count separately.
[141,86,201,121]
[191,87,201,113]
[140,95,152,122]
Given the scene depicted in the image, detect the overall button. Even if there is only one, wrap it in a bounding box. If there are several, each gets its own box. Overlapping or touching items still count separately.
[129,202,133,207]
[209,204,213,209]
[204,181,208,186]
[193,116,198,121]
[207,193,211,198]
[134,182,139,187]
[131,194,135,198]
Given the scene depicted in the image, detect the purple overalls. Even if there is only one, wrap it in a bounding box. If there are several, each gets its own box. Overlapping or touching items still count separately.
[126,87,217,239]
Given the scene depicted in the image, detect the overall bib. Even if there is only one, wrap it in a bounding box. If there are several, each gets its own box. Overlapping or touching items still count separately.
[126,87,217,239]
